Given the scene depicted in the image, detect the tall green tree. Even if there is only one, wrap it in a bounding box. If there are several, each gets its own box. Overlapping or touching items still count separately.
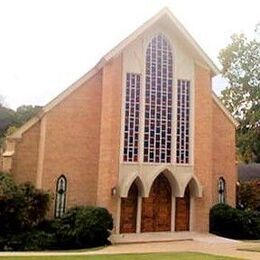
[219,25,260,163]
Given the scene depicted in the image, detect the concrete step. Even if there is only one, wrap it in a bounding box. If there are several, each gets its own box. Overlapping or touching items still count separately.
[110,231,196,244]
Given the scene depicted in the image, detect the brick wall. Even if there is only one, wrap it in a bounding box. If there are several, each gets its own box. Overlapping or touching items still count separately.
[41,70,103,215]
[11,122,40,185]
[212,101,236,206]
[96,55,123,224]
[193,64,213,232]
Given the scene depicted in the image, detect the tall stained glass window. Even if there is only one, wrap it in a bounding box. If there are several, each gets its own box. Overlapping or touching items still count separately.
[143,34,173,163]
[176,79,190,164]
[123,73,141,162]
[55,175,67,218]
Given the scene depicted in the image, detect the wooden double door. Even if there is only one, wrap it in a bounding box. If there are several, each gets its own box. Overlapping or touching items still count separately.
[141,174,172,232]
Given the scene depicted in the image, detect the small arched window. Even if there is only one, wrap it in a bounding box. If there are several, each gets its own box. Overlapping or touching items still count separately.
[55,175,67,218]
[218,177,226,204]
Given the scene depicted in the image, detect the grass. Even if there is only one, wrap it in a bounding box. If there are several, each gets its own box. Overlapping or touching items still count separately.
[0,252,241,260]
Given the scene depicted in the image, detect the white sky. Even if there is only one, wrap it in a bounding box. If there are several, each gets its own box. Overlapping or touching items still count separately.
[0,0,259,109]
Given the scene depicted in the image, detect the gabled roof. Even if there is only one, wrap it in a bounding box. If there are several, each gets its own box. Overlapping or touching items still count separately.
[238,164,260,182]
[9,7,237,139]
[212,92,239,127]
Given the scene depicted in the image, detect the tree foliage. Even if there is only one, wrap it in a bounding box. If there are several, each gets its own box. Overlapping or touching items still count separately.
[0,172,113,251]
[13,105,41,127]
[210,203,260,239]
[56,206,113,249]
[219,26,260,163]
[0,172,51,236]
[237,181,260,211]
[0,104,41,147]
[0,171,17,197]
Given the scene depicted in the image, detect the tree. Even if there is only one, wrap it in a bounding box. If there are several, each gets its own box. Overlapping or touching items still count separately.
[219,26,260,163]
[0,106,15,147]
[0,104,41,148]
[237,181,260,211]
[13,105,41,127]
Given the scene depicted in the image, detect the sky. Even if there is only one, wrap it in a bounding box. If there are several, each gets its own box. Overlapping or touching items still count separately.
[0,0,259,109]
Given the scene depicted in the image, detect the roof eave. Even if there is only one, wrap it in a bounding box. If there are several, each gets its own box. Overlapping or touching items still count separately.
[212,91,239,128]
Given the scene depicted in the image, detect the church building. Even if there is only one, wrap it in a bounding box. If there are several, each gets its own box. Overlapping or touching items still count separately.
[2,8,238,235]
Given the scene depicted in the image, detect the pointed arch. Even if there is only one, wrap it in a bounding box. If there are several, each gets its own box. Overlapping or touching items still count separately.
[218,177,226,203]
[121,175,145,198]
[54,175,67,218]
[141,172,172,232]
[146,168,180,197]
[181,176,202,198]
[120,181,138,233]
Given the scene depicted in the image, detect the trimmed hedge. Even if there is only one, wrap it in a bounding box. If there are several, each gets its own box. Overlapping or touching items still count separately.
[210,204,260,239]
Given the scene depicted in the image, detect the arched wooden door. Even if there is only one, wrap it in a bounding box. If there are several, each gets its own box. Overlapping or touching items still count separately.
[120,182,138,233]
[175,186,190,231]
[141,174,171,232]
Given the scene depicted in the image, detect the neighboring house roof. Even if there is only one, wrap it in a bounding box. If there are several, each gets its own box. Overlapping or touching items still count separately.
[238,164,260,182]
[8,7,238,139]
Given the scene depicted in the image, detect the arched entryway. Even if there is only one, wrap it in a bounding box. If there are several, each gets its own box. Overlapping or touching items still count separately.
[141,173,171,232]
[175,186,190,231]
[120,181,138,233]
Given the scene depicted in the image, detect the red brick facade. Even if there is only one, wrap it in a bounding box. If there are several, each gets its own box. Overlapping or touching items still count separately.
[1,9,237,234]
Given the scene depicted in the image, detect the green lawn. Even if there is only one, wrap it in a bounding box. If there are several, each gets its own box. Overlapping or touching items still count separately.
[0,252,241,260]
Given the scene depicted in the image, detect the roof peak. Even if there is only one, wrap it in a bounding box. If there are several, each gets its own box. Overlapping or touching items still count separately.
[8,8,231,139]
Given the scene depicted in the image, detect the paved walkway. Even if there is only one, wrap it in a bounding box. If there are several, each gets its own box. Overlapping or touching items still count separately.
[0,234,259,259]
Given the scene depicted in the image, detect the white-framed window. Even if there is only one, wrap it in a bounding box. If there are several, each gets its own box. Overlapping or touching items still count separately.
[176,79,191,164]
[143,34,173,163]
[123,73,141,162]
[55,175,67,218]
[218,177,226,204]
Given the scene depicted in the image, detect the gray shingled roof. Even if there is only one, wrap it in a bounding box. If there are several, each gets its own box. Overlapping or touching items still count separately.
[238,164,260,182]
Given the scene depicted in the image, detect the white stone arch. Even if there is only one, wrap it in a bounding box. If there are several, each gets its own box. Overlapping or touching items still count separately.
[181,175,203,197]
[145,167,181,197]
[120,174,145,198]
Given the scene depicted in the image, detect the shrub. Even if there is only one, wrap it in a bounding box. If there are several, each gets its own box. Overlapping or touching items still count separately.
[1,230,57,251]
[0,172,113,251]
[0,171,17,196]
[56,206,113,249]
[0,180,51,236]
[210,203,260,239]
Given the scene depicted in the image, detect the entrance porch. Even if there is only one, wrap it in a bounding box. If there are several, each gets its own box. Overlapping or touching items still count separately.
[118,170,202,234]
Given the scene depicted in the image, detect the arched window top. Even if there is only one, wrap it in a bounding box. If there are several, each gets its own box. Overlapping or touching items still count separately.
[218,177,226,204]
[55,175,67,218]
[56,175,67,193]
[146,34,173,55]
